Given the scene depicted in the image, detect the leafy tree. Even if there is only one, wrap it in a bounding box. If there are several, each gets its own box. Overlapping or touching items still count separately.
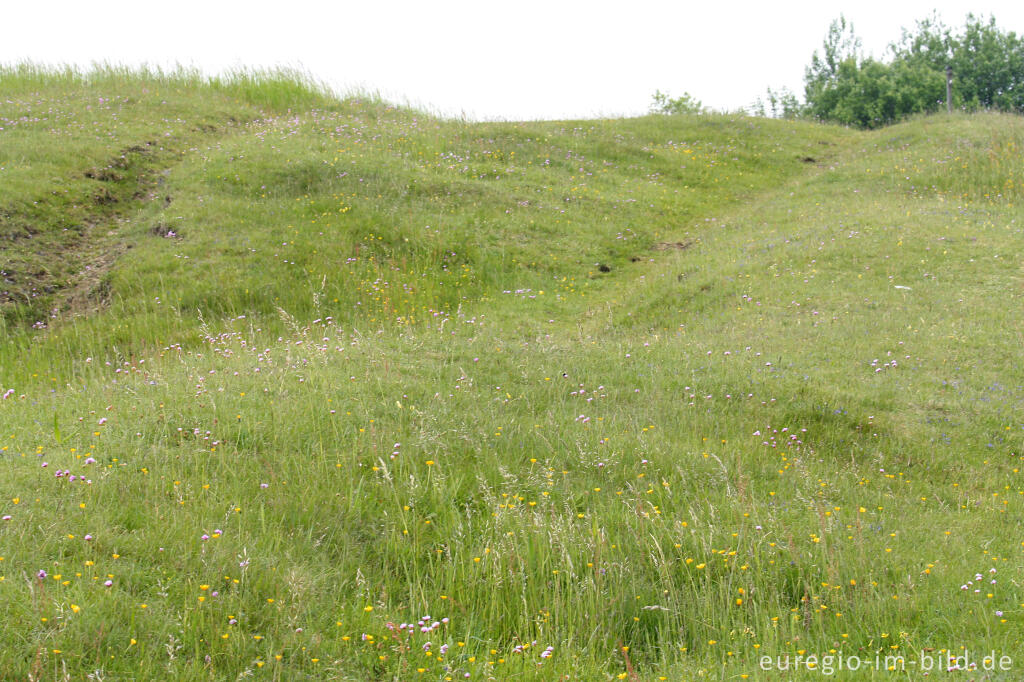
[953,15,1024,110]
[889,12,955,71]
[805,15,862,98]
[803,16,901,128]
[804,13,1024,127]
[649,90,704,115]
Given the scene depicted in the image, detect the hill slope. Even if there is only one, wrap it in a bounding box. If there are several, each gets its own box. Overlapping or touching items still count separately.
[1,70,1022,680]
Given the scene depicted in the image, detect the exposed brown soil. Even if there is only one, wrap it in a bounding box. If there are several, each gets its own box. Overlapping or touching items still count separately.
[651,240,694,251]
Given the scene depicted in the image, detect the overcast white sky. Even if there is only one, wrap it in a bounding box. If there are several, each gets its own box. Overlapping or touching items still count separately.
[3,1,1023,120]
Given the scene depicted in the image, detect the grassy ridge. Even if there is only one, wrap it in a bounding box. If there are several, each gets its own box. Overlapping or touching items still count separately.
[1,66,848,356]
[0,70,1022,680]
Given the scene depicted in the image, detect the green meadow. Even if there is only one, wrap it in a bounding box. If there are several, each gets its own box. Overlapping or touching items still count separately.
[1,66,1022,680]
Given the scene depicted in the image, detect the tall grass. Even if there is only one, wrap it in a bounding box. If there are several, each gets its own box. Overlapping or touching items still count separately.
[0,69,1021,680]
[0,62,341,111]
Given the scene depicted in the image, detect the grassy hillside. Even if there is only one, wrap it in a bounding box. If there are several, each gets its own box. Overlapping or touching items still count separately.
[1,68,1022,680]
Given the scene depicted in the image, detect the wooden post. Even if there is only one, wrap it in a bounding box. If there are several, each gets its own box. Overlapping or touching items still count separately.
[946,65,953,114]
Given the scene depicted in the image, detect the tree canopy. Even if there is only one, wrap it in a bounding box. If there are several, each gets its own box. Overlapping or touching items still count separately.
[804,14,1024,128]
